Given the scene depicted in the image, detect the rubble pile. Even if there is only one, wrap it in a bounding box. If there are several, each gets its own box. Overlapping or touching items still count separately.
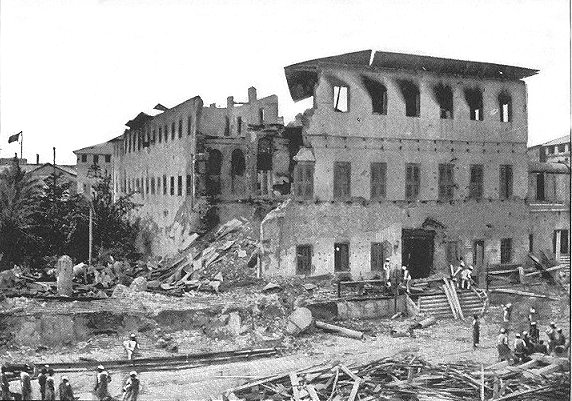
[224,353,570,401]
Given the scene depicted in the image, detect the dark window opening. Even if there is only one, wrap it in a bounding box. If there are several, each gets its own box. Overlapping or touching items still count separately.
[536,173,545,201]
[438,164,455,200]
[163,174,167,195]
[498,93,512,123]
[178,120,182,138]
[398,80,420,117]
[334,242,350,272]
[164,124,169,142]
[136,178,140,192]
[224,116,230,136]
[170,176,175,195]
[259,108,265,124]
[558,144,566,153]
[158,127,162,143]
[445,241,459,266]
[81,154,87,163]
[151,129,156,144]
[105,155,111,163]
[257,137,273,171]
[434,83,453,119]
[500,238,512,264]
[171,122,176,140]
[402,229,434,278]
[333,86,349,113]
[231,149,246,194]
[93,155,99,164]
[362,76,387,115]
[187,116,192,136]
[333,162,351,200]
[473,240,485,268]
[296,245,313,275]
[145,177,149,194]
[405,163,420,201]
[294,162,314,199]
[206,149,223,195]
[554,230,570,255]
[465,88,484,121]
[151,177,155,194]
[177,176,182,196]
[371,242,384,271]
[237,117,243,135]
[529,234,534,253]
[186,175,192,195]
[370,162,387,200]
[499,165,513,200]
[469,164,483,199]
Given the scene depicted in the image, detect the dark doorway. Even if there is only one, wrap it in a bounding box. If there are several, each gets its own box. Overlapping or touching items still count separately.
[402,229,434,279]
[536,173,545,201]
[334,242,350,272]
[473,240,485,285]
[371,242,384,271]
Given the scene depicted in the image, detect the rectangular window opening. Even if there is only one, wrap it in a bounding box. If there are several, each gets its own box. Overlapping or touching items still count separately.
[370,162,387,200]
[333,162,351,200]
[178,120,182,138]
[371,242,384,271]
[186,175,192,195]
[296,245,313,275]
[170,176,175,195]
[237,117,242,135]
[469,164,483,199]
[294,163,314,199]
[163,174,167,195]
[499,165,513,200]
[177,175,182,196]
[500,238,512,264]
[333,86,349,113]
[334,242,350,272]
[405,163,420,201]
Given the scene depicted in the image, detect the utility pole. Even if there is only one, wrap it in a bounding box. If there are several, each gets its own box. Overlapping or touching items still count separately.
[53,147,56,199]
[88,206,93,265]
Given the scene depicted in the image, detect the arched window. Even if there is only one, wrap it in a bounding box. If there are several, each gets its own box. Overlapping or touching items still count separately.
[206,149,222,195]
[464,88,483,121]
[231,149,246,176]
[362,76,387,115]
[397,80,420,117]
[498,92,512,123]
[434,83,453,119]
[257,137,273,171]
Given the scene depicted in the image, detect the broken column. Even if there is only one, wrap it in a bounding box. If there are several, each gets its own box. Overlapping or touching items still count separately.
[56,255,73,296]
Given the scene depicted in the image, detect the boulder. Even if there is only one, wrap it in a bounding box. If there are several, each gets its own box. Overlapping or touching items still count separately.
[129,277,148,292]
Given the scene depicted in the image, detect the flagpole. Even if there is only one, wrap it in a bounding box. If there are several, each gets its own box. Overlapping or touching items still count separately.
[20,132,23,160]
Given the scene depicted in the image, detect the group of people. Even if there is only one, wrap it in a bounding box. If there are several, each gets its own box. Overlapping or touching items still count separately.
[450,257,474,290]
[382,258,412,293]
[0,362,140,400]
[496,306,568,363]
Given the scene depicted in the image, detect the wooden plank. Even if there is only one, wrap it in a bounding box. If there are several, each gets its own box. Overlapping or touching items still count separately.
[338,364,360,381]
[347,378,361,401]
[449,280,465,320]
[441,283,458,319]
[290,371,301,401]
[488,288,558,300]
[525,264,565,277]
[306,384,321,401]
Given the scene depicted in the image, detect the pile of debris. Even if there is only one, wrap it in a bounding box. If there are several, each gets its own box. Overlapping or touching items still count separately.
[145,218,260,296]
[223,353,570,401]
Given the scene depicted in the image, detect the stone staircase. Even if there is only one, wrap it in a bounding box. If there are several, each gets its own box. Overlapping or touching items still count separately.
[417,289,488,318]
[559,255,570,273]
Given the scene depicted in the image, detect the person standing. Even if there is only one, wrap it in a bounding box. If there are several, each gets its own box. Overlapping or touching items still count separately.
[122,371,140,401]
[497,328,510,361]
[513,333,527,363]
[529,322,540,344]
[546,322,557,353]
[502,303,512,329]
[94,365,112,401]
[1,366,11,400]
[472,314,480,349]
[383,258,391,287]
[58,376,74,401]
[123,334,139,360]
[38,366,48,400]
[401,265,411,293]
[20,370,32,401]
[528,307,538,323]
[45,368,56,401]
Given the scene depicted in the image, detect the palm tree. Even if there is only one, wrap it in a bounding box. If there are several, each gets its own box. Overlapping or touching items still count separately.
[0,159,43,270]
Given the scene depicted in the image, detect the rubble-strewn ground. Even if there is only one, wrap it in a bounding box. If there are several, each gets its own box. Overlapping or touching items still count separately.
[0,274,569,400]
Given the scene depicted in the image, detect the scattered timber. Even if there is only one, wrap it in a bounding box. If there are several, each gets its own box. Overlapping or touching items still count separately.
[488,288,559,300]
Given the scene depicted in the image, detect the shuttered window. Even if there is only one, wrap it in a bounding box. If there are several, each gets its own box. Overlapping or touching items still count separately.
[294,163,314,199]
[296,245,312,275]
[499,165,513,200]
[371,242,384,271]
[370,162,387,200]
[469,165,484,199]
[500,238,512,263]
[405,163,420,201]
[333,162,351,200]
[438,164,455,200]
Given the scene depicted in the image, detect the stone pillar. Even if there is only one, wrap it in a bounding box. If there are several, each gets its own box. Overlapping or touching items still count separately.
[56,255,73,296]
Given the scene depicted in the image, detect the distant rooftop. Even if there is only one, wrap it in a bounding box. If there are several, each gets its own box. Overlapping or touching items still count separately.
[73,140,114,154]
[540,135,570,147]
[285,50,539,101]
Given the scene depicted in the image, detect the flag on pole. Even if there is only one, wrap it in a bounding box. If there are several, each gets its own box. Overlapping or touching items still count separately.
[8,131,22,144]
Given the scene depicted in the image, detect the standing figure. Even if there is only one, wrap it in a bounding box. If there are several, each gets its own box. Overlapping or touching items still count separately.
[472,314,480,349]
[58,376,74,401]
[529,322,540,344]
[502,303,513,329]
[1,366,11,400]
[383,258,391,287]
[528,307,538,323]
[401,265,411,293]
[20,370,32,401]
[122,371,140,401]
[45,368,56,401]
[460,265,474,290]
[497,328,510,362]
[123,334,139,360]
[513,333,527,363]
[38,366,48,400]
[94,365,112,401]
[546,322,557,353]
[522,331,533,355]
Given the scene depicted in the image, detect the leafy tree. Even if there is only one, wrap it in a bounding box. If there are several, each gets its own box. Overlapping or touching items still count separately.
[0,159,43,270]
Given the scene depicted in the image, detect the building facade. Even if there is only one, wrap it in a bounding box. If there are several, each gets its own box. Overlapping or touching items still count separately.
[73,141,114,196]
[260,50,539,280]
[527,135,571,164]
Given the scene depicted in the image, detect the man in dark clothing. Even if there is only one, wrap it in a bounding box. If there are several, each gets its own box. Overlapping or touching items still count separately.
[529,322,540,344]
[546,322,557,353]
[1,366,11,400]
[38,366,48,400]
[497,328,510,362]
[472,314,480,349]
[58,376,74,401]
[513,333,527,363]
[535,340,549,355]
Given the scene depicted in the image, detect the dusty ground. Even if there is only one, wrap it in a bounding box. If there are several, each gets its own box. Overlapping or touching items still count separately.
[1,279,569,400]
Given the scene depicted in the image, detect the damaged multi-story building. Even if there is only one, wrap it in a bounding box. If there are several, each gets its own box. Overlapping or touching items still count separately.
[108,87,296,255]
[260,50,541,281]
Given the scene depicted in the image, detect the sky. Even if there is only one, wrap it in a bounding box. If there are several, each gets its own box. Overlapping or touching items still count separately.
[0,0,570,165]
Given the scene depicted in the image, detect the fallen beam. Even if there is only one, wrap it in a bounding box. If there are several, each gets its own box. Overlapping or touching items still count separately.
[315,321,364,339]
[488,288,558,300]
[525,265,565,277]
